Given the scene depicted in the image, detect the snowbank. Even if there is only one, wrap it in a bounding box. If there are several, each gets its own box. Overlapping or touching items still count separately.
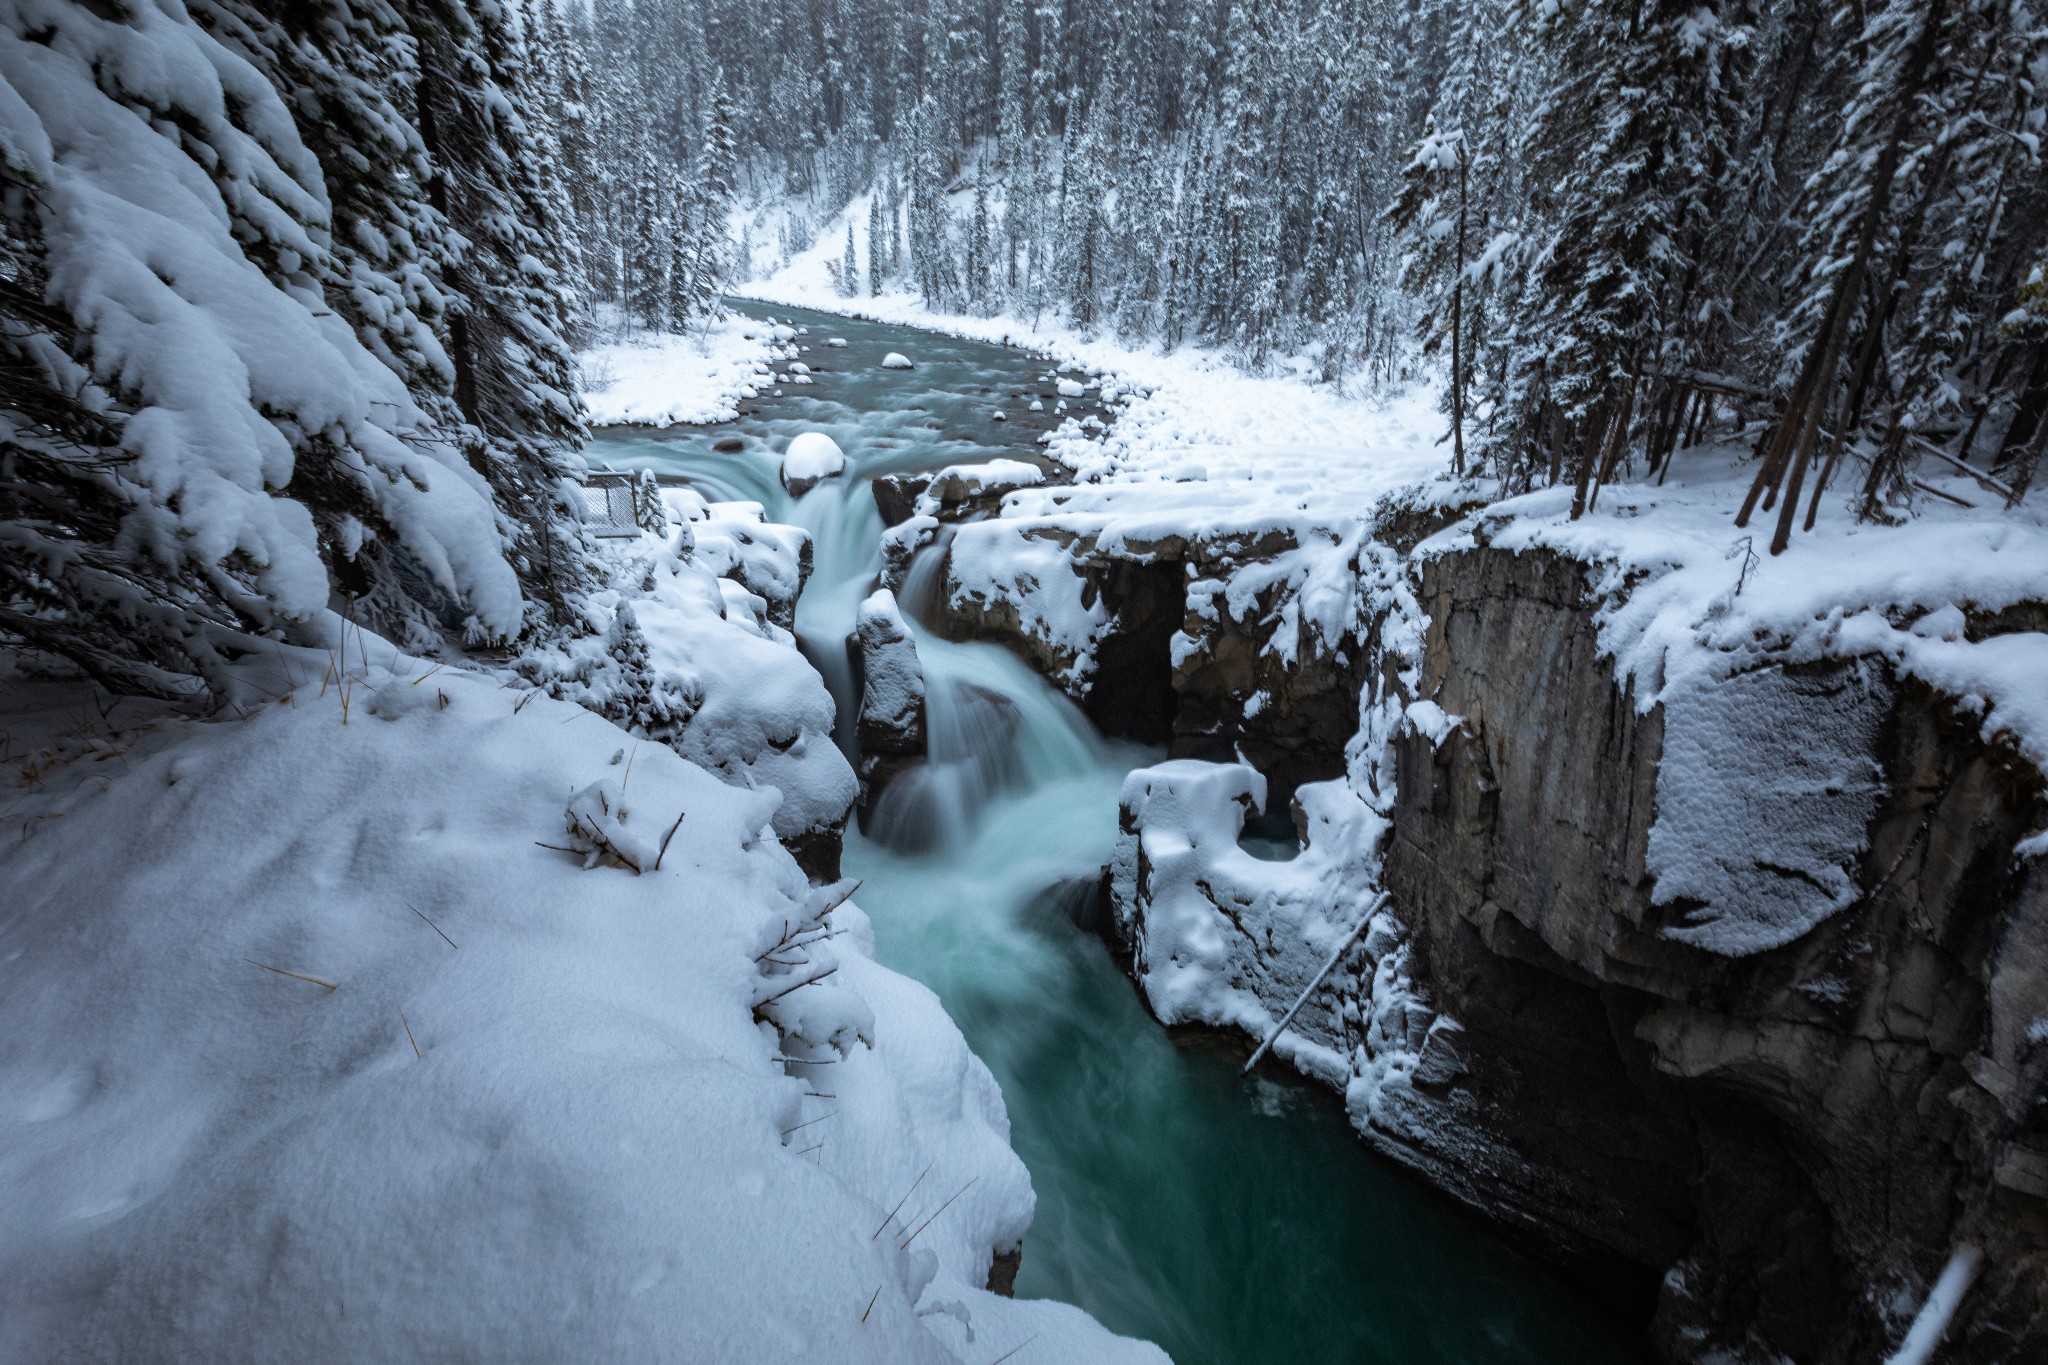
[521,493,856,851]
[0,645,1166,1365]
[579,312,792,427]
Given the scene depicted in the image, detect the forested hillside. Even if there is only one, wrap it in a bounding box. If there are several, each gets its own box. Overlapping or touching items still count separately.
[558,0,2048,543]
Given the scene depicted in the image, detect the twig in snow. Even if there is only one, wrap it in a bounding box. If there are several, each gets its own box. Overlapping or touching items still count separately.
[1909,476,1975,508]
[899,1177,978,1250]
[753,964,838,1009]
[654,809,686,870]
[860,1285,881,1324]
[987,1335,1040,1365]
[780,1112,835,1138]
[245,959,338,991]
[793,1141,825,1159]
[400,1008,421,1059]
[404,899,458,949]
[871,1162,933,1240]
[409,661,446,687]
[621,743,637,792]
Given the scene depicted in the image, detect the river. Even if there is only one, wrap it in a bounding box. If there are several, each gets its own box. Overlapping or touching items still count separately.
[585,300,1640,1365]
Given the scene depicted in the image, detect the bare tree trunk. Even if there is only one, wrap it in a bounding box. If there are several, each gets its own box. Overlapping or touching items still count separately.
[1742,0,1947,553]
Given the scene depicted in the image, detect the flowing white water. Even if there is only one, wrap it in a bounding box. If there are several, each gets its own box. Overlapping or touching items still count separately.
[589,301,1640,1364]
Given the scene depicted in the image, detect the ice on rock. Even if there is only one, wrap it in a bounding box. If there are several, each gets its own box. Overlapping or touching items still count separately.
[881,352,914,369]
[781,431,848,496]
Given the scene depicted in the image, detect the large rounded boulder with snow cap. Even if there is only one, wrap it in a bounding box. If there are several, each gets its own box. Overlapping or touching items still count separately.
[880,352,914,370]
[780,431,847,496]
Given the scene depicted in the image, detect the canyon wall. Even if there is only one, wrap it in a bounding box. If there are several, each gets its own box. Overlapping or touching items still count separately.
[898,473,2048,1363]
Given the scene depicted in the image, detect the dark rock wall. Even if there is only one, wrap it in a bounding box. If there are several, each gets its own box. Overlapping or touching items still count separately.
[1390,545,2048,1363]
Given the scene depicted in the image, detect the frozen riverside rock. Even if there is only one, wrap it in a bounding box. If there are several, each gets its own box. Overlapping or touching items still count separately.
[780,431,847,497]
[881,352,914,369]
[849,589,928,809]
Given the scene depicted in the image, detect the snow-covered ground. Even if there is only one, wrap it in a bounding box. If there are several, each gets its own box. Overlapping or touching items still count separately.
[0,625,1165,1363]
[578,311,789,428]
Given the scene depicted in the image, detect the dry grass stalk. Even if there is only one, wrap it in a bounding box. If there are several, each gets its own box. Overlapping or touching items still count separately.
[779,1111,835,1139]
[400,1008,421,1059]
[244,959,338,991]
[898,1177,978,1251]
[870,1162,933,1241]
[404,899,458,949]
[654,809,686,870]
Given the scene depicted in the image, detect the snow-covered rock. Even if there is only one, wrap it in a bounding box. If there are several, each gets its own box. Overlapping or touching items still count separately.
[881,352,914,369]
[1057,377,1087,398]
[781,431,848,496]
[850,590,928,805]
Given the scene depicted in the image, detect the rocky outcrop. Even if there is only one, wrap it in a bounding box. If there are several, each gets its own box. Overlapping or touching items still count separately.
[848,589,928,815]
[1385,544,2047,1363]
[933,518,1371,797]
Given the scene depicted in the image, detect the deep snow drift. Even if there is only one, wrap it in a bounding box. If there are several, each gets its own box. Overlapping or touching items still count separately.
[0,635,1165,1364]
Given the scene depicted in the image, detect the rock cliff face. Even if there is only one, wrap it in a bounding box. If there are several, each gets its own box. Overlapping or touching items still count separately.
[921,504,2048,1361]
[1389,544,2047,1363]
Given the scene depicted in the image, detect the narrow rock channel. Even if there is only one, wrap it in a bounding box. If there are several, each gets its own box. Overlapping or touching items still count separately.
[588,301,1637,1364]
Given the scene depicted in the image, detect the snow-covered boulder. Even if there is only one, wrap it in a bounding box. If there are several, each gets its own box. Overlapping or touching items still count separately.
[921,460,1048,522]
[1057,377,1087,398]
[850,590,928,805]
[826,337,849,348]
[881,352,914,370]
[781,431,848,496]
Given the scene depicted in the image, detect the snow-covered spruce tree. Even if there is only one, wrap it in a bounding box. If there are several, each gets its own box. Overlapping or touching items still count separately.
[414,0,599,628]
[1736,2,1974,548]
[631,469,667,534]
[839,220,859,297]
[1844,2,2048,524]
[0,0,605,697]
[1502,0,1754,515]
[1387,0,1543,473]
[2003,251,2048,501]
[866,192,887,295]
